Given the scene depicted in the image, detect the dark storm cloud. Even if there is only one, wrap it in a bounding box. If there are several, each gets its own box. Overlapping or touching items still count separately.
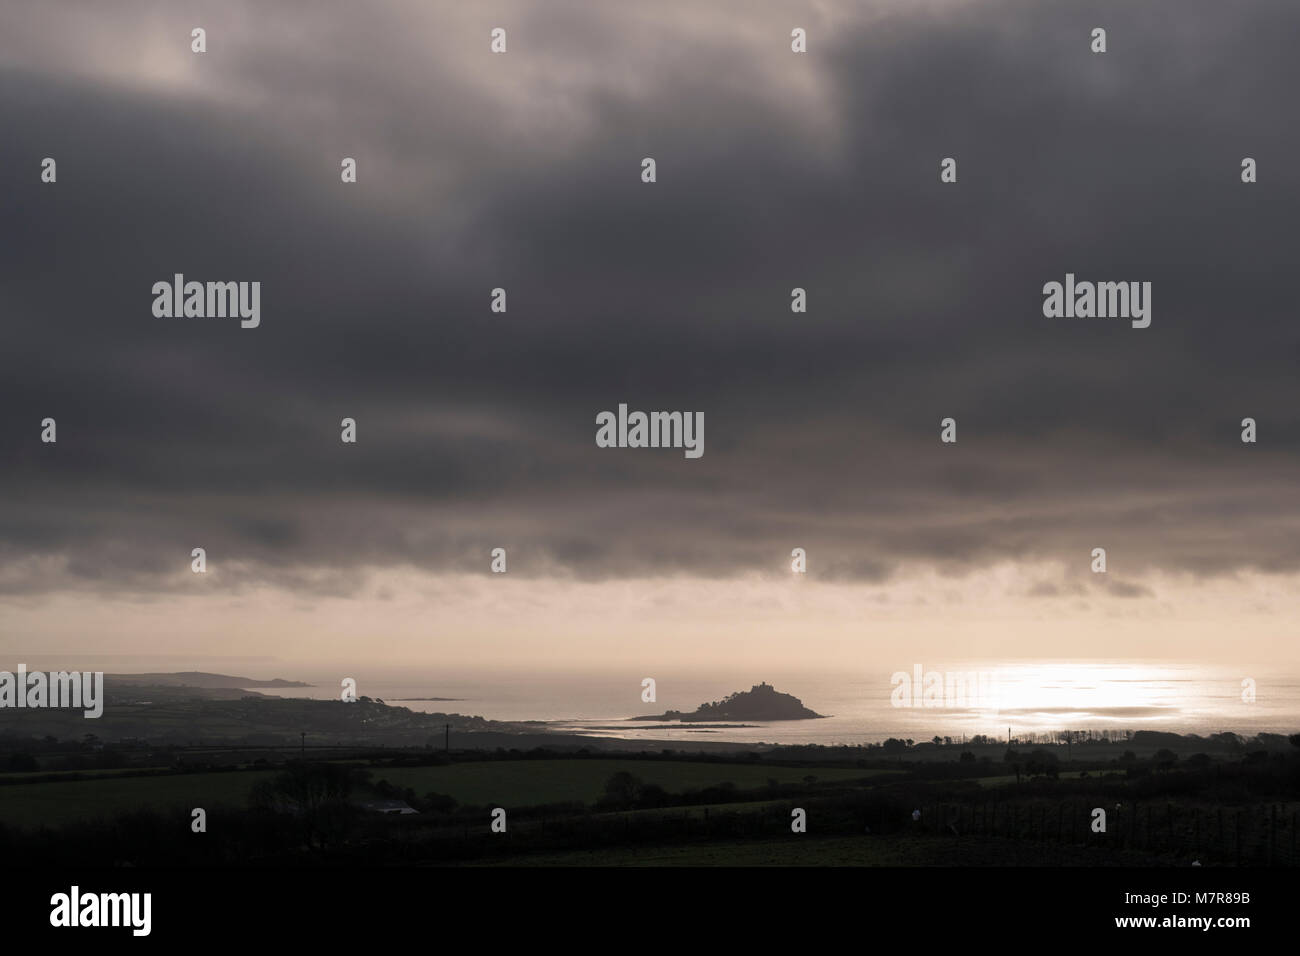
[1,0,1297,594]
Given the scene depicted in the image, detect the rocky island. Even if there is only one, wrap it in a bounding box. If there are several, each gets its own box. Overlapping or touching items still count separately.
[633,682,826,722]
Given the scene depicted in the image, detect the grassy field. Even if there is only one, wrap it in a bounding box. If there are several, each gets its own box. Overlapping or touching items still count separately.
[0,770,279,829]
[461,834,1170,866]
[2,766,173,781]
[368,760,893,806]
[975,771,1096,787]
[0,760,893,830]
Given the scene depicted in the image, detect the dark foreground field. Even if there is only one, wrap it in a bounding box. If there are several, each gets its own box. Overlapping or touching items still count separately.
[462,834,1175,866]
[2,735,1298,867]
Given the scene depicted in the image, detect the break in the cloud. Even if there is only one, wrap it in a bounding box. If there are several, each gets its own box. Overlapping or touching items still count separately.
[0,0,1297,618]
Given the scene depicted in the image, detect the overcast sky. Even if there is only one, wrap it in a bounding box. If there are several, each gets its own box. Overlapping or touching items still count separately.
[1,0,1297,673]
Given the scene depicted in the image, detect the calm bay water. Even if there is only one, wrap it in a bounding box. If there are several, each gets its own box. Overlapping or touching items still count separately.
[251,660,1300,746]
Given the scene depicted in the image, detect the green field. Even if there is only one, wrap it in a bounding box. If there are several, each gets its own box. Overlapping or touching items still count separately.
[369,760,893,806]
[975,771,1096,788]
[0,771,279,829]
[463,834,1167,867]
[3,766,173,782]
[0,760,893,830]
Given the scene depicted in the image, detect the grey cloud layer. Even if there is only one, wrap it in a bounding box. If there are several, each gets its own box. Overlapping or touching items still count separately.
[1,0,1298,594]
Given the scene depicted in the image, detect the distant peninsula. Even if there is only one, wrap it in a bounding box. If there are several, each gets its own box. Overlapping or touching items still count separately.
[109,672,312,689]
[633,682,826,722]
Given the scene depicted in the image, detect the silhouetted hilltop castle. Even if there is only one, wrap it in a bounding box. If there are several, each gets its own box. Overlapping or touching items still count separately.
[635,682,826,722]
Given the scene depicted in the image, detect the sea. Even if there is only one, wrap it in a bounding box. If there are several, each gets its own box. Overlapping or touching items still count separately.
[237,660,1300,746]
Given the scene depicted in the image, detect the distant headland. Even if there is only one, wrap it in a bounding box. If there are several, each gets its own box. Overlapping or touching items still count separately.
[633,682,826,722]
[110,672,312,689]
